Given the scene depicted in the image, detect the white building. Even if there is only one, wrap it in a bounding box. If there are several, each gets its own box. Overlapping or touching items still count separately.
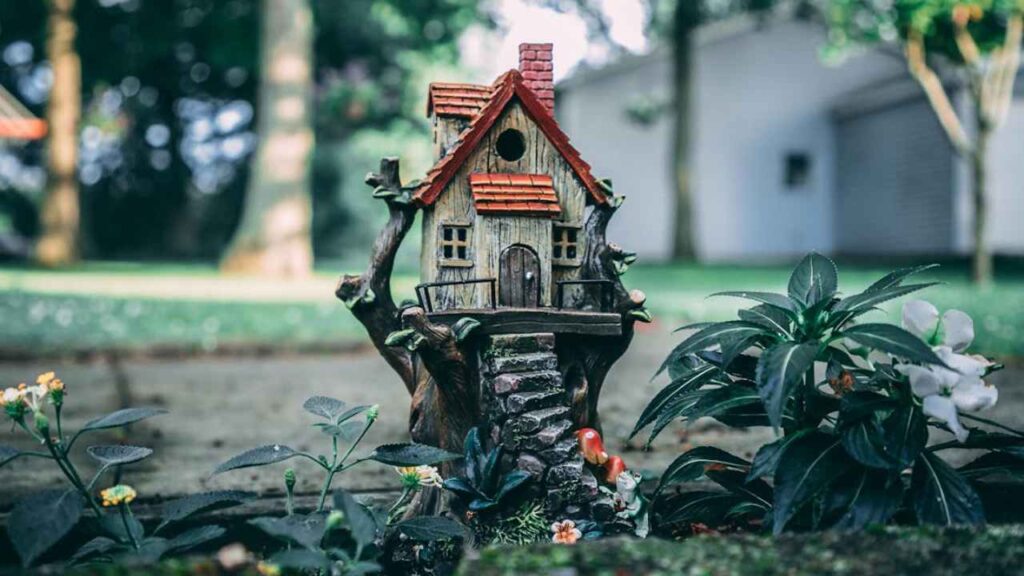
[557,12,1024,262]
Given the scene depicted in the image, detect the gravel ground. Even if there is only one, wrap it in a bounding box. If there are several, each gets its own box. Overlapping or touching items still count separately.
[1,321,1020,508]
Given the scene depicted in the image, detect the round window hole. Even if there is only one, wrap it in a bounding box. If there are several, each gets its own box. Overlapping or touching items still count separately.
[495,129,526,162]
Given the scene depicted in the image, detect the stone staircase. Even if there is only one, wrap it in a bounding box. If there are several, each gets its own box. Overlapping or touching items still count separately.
[481,333,598,514]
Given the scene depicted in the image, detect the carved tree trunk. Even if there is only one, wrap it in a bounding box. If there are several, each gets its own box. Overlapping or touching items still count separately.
[670,0,700,261]
[36,0,80,267]
[221,0,313,277]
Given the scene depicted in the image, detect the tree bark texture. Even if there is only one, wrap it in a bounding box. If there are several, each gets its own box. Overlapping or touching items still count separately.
[36,0,80,267]
[670,1,699,261]
[221,0,314,277]
[971,118,991,285]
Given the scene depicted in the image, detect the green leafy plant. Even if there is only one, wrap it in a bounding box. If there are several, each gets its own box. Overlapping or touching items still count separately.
[213,395,466,574]
[442,427,531,513]
[0,372,230,566]
[635,254,1024,534]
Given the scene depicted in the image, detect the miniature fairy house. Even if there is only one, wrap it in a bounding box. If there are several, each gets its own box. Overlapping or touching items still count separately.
[338,43,650,524]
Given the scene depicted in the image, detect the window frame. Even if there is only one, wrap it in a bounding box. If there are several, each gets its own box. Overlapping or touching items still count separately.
[552,222,582,267]
[439,221,473,268]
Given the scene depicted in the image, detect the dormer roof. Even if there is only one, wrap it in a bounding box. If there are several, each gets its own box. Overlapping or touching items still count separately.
[426,82,492,118]
[413,69,606,208]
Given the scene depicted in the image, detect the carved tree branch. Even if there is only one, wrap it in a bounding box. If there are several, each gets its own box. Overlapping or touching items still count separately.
[335,157,418,393]
[560,184,651,429]
[987,15,1022,128]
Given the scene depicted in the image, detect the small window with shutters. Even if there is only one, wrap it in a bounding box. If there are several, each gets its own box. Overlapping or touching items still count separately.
[552,223,581,267]
[439,223,472,267]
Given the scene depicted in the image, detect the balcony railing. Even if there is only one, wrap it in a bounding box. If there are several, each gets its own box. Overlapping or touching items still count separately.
[555,279,614,312]
[415,278,497,313]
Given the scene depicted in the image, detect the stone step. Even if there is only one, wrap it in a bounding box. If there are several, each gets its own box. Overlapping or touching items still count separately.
[490,370,562,395]
[485,333,556,358]
[488,352,559,374]
[539,437,579,465]
[507,406,570,436]
[506,389,566,415]
[503,418,573,451]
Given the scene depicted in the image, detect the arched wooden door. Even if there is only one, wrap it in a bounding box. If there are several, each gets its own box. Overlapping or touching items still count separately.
[499,244,540,307]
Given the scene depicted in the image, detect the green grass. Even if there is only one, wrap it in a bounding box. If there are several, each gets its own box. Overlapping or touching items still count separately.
[1,259,1022,357]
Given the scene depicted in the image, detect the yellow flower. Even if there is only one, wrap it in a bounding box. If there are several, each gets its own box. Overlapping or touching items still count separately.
[100,485,137,507]
[256,561,281,576]
[36,372,55,387]
[396,465,443,489]
[551,519,582,544]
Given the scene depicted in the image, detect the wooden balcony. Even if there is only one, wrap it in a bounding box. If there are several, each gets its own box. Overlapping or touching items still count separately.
[424,307,622,336]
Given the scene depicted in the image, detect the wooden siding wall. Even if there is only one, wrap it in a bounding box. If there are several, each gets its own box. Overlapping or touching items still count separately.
[421,100,591,310]
[432,115,468,161]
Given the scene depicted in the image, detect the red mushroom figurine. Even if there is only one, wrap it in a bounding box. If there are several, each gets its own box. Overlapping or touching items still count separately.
[603,455,627,484]
[576,428,609,465]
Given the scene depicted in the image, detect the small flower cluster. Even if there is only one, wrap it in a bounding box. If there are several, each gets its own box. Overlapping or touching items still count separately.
[1,372,66,422]
[896,300,998,442]
[550,519,581,544]
[396,465,444,490]
[100,484,137,507]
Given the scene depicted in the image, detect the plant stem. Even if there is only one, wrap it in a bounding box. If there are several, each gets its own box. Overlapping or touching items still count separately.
[961,414,1024,437]
[43,434,103,517]
[55,403,65,445]
[387,487,414,524]
[316,436,340,513]
[120,505,140,550]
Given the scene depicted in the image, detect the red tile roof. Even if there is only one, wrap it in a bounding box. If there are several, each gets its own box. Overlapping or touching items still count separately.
[427,82,492,118]
[470,173,562,217]
[414,70,606,208]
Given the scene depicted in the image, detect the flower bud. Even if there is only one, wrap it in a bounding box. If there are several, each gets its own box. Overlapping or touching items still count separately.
[326,510,346,531]
[34,411,49,435]
[366,404,380,422]
[284,468,296,491]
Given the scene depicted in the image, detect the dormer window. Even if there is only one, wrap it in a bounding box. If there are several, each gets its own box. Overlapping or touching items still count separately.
[440,223,472,267]
[552,223,581,267]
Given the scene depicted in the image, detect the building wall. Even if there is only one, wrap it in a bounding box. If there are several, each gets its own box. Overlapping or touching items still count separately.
[835,98,956,254]
[985,99,1024,254]
[559,18,905,261]
[421,100,589,310]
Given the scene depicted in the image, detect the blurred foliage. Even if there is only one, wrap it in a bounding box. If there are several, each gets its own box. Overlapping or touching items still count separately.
[0,0,489,261]
[823,0,1024,61]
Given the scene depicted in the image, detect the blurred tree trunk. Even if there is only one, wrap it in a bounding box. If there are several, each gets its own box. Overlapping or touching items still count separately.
[670,0,699,261]
[221,0,314,277]
[35,0,80,267]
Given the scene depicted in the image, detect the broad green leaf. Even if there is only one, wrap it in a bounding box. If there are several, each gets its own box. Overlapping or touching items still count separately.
[882,404,928,468]
[657,491,745,527]
[631,365,717,438]
[9,489,84,567]
[303,396,346,420]
[773,432,854,534]
[0,444,21,467]
[709,291,799,314]
[841,324,945,366]
[213,444,298,475]
[334,490,377,548]
[788,252,838,307]
[654,322,768,379]
[442,477,482,499]
[687,386,762,421]
[839,391,897,422]
[841,417,897,469]
[747,430,810,481]
[958,452,1024,479]
[705,469,773,510]
[452,317,481,342]
[159,490,256,530]
[319,420,365,441]
[164,525,226,555]
[99,510,144,545]
[911,451,984,527]
[86,445,153,466]
[81,407,167,432]
[655,447,750,495]
[738,304,792,336]
[70,537,120,563]
[957,429,1024,451]
[833,282,938,316]
[865,264,938,292]
[335,404,373,424]
[645,389,705,447]
[756,342,818,432]
[270,549,331,570]
[493,470,532,503]
[392,516,468,541]
[672,321,715,333]
[249,514,326,550]
[370,443,462,466]
[825,467,903,529]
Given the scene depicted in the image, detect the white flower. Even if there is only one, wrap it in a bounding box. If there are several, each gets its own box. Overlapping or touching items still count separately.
[902,300,974,352]
[896,301,998,443]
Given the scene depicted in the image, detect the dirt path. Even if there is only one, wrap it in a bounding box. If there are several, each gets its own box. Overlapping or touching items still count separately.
[1,322,1021,508]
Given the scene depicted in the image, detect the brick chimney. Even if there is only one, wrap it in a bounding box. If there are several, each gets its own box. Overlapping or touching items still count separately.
[519,43,554,113]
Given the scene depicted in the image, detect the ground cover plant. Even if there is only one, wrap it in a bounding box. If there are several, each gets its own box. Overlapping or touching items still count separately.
[635,254,1024,534]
